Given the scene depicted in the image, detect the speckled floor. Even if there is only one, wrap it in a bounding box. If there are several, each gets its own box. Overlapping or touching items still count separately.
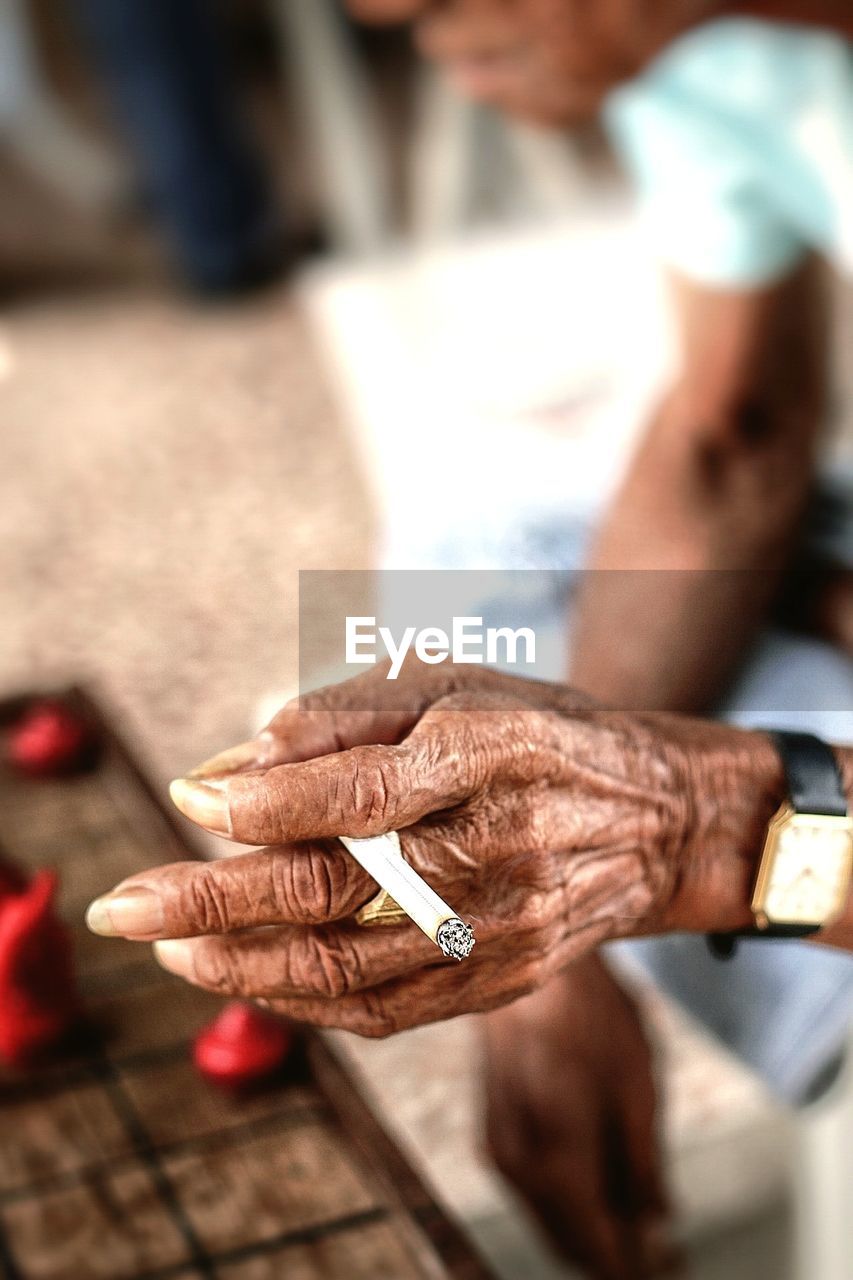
[0,283,371,790]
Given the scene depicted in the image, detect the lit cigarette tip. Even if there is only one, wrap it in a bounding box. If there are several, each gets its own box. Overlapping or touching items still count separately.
[436,918,476,962]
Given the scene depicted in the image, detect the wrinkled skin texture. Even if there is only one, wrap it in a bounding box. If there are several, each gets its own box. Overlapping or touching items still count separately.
[484,955,683,1280]
[90,661,784,1037]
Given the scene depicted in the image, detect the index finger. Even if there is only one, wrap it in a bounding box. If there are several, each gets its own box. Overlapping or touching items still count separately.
[169,739,474,845]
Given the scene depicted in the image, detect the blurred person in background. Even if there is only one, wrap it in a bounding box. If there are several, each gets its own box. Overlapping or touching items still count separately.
[340,3,853,1277]
[74,0,286,296]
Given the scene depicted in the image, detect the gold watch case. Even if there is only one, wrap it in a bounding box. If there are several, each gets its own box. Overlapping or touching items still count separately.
[752,802,853,930]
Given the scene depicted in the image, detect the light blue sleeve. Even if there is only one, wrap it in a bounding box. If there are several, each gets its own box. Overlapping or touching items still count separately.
[605,22,809,289]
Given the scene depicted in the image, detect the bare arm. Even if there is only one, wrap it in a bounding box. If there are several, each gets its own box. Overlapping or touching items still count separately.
[571,262,829,713]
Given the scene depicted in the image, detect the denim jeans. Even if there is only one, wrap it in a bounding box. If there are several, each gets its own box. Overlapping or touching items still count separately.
[74,0,276,290]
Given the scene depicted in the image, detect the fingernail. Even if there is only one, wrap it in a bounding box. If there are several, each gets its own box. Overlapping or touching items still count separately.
[86,886,165,938]
[153,938,196,978]
[186,739,266,781]
[169,777,232,835]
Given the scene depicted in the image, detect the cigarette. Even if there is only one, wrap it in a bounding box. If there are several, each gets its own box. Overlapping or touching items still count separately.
[339,832,475,961]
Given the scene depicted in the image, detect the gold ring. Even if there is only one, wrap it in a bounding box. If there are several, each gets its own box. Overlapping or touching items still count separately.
[354,887,408,927]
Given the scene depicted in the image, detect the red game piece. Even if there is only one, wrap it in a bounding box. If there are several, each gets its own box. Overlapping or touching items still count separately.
[0,870,79,1067]
[193,1002,293,1091]
[6,700,93,777]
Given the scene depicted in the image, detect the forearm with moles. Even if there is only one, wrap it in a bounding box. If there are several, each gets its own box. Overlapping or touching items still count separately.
[570,384,817,713]
[570,266,827,716]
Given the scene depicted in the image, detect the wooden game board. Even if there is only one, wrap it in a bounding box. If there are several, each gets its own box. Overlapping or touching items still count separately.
[0,690,493,1280]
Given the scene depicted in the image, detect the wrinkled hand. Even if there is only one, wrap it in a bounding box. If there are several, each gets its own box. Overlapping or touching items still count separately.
[483,954,681,1280]
[86,659,780,1035]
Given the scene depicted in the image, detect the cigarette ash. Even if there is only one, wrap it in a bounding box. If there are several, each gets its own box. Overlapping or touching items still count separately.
[437,919,475,962]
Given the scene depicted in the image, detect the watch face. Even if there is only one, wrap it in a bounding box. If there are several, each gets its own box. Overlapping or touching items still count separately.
[753,808,853,927]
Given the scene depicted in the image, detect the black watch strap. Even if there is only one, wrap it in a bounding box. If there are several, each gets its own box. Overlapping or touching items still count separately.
[769,730,847,817]
[708,730,847,959]
[707,924,817,959]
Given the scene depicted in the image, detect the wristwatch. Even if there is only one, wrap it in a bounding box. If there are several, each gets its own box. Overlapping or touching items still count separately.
[709,731,853,959]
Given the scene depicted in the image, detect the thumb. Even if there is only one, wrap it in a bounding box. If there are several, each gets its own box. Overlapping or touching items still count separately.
[169,738,475,845]
[183,665,440,781]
